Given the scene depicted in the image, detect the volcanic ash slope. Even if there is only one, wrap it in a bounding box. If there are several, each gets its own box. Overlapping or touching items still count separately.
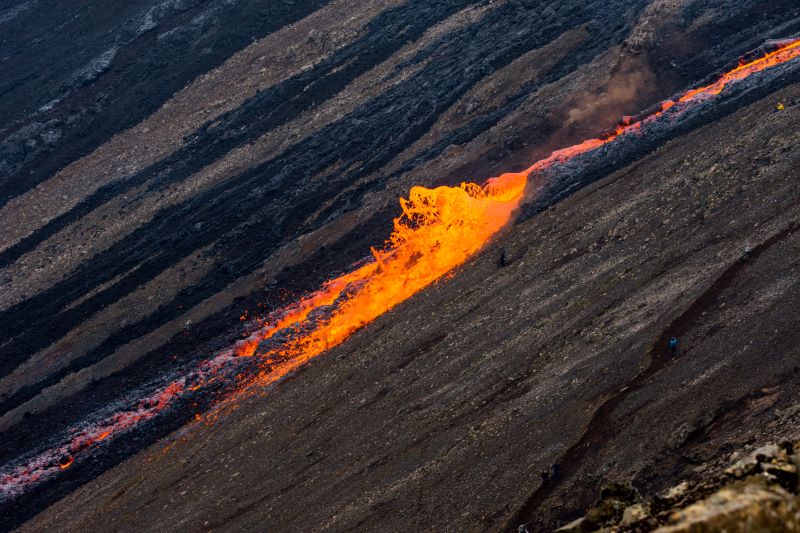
[21,79,800,532]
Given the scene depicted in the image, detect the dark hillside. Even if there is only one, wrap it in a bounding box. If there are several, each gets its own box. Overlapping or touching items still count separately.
[1,0,799,530]
[19,80,800,532]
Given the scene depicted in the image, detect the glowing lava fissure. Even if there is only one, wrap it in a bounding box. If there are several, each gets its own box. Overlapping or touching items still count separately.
[240,177,527,390]
[2,37,800,503]
[229,36,800,389]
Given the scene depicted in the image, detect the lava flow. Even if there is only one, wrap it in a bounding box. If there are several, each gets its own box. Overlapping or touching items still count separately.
[678,38,800,103]
[234,37,800,392]
[240,177,527,388]
[2,37,800,503]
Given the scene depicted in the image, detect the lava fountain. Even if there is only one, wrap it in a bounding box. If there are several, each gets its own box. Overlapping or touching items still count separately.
[239,178,527,389]
[3,36,800,503]
[234,37,800,390]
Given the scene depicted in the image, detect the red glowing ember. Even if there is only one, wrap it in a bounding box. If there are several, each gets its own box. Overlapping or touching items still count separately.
[59,456,74,470]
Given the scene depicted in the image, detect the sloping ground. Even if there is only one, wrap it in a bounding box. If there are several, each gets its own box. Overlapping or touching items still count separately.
[0,0,331,200]
[5,2,800,510]
[555,438,800,531]
[20,81,800,531]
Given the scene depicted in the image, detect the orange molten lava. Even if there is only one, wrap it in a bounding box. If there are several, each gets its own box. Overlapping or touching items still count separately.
[4,39,800,500]
[231,37,800,393]
[244,177,527,388]
[678,39,800,103]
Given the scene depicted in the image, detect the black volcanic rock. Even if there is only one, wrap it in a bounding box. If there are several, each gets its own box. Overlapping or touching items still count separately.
[1,0,800,531]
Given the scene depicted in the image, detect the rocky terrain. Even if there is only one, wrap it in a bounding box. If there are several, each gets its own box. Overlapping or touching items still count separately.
[2,0,800,530]
[555,436,800,532]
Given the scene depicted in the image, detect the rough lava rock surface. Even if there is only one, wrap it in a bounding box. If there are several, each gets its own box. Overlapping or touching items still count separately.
[2,0,800,530]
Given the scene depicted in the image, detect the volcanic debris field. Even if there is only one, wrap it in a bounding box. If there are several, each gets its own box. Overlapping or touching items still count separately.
[2,0,800,531]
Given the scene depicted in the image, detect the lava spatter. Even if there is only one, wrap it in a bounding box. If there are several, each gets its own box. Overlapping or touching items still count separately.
[216,37,800,403]
[2,36,800,504]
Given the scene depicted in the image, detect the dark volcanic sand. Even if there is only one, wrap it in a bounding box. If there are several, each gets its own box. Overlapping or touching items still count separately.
[1,0,800,530]
[18,82,800,532]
